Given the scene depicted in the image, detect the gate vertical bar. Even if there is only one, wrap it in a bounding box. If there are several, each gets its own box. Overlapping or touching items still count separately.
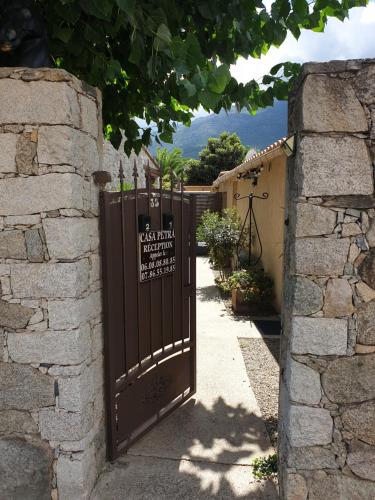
[189,193,197,393]
[248,195,252,266]
[159,163,165,352]
[119,160,128,376]
[146,162,153,359]
[133,160,141,365]
[170,168,175,347]
[180,178,184,353]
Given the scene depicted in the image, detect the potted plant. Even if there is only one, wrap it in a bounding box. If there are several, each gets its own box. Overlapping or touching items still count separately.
[197,208,243,279]
[228,268,274,314]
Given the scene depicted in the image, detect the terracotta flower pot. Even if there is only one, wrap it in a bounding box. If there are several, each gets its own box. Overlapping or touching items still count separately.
[231,289,265,315]
[232,289,251,314]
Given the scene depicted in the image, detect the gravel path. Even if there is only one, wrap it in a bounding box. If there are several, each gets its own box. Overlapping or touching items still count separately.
[239,337,280,447]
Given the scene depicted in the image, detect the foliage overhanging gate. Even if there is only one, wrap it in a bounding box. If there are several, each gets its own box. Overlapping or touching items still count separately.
[100,164,196,460]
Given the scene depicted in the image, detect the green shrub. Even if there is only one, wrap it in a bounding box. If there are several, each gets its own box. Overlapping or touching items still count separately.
[251,454,278,479]
[116,181,134,191]
[227,267,273,305]
[196,210,220,245]
[197,208,243,278]
[214,276,232,296]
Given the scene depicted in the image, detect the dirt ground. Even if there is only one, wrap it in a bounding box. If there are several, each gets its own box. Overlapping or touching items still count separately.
[239,337,280,448]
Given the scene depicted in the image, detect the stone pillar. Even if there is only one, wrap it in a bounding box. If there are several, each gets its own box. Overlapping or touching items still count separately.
[0,68,105,500]
[280,59,375,499]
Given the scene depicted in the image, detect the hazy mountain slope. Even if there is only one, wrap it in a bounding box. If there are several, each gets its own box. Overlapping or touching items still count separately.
[150,100,287,159]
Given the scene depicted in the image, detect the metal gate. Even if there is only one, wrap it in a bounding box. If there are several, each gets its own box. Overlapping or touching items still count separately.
[100,163,196,460]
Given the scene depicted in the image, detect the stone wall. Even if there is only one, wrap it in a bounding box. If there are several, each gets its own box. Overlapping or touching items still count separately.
[102,139,147,191]
[280,59,375,499]
[0,68,105,500]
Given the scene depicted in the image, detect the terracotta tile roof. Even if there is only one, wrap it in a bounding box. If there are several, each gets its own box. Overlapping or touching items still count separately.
[212,137,288,190]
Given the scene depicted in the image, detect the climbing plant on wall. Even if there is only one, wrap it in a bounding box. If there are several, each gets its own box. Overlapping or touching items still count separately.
[36,0,367,152]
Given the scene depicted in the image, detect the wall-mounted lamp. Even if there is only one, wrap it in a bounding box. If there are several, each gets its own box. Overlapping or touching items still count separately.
[282,135,295,158]
[239,168,261,180]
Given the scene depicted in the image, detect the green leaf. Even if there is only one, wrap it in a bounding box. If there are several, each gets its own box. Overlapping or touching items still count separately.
[79,0,113,21]
[314,0,334,8]
[54,2,81,24]
[159,130,173,143]
[192,68,209,89]
[207,64,231,94]
[132,139,143,155]
[198,89,222,109]
[271,0,291,20]
[273,80,289,99]
[181,80,197,97]
[310,11,327,31]
[171,37,186,59]
[255,0,266,7]
[287,13,301,38]
[43,0,365,153]
[129,36,144,65]
[186,33,204,68]
[284,62,301,76]
[53,26,73,44]
[156,24,172,44]
[146,56,154,78]
[84,23,103,44]
[270,63,284,75]
[292,0,309,18]
[259,88,274,107]
[262,74,276,84]
[261,41,270,55]
[115,0,136,15]
[197,3,215,19]
[153,23,172,51]
[142,127,152,146]
[105,59,122,80]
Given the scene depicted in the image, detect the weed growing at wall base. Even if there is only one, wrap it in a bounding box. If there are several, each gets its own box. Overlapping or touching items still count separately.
[251,454,278,480]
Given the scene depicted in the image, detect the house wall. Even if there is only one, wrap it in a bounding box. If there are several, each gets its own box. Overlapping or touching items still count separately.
[217,154,286,312]
[218,177,236,213]
[252,156,286,311]
[279,58,375,499]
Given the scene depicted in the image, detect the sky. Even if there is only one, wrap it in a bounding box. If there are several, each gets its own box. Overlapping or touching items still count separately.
[230,1,375,84]
[191,2,375,119]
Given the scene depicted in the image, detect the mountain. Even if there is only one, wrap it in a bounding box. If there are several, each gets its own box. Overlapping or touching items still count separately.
[150,100,288,159]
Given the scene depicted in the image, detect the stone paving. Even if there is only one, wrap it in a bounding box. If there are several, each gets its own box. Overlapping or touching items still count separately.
[91,257,278,499]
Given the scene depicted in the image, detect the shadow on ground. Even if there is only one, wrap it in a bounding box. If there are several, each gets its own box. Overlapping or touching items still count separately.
[196,285,223,303]
[252,320,281,338]
[92,397,277,499]
[92,256,278,499]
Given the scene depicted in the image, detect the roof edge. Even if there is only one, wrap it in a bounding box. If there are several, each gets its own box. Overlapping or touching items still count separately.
[142,146,160,173]
[212,137,288,190]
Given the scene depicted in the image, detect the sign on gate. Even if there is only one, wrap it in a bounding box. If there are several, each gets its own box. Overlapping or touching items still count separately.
[139,229,176,282]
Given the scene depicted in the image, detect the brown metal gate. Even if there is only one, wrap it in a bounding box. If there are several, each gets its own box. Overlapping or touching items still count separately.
[100,163,196,460]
